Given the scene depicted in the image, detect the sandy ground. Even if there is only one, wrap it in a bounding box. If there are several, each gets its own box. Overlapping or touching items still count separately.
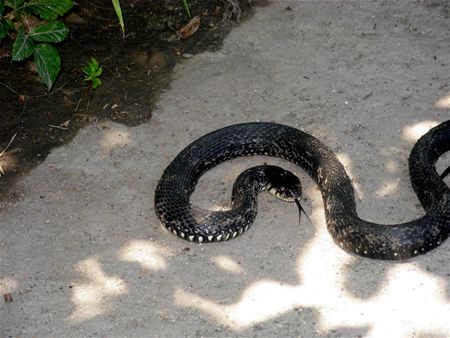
[1,1,449,337]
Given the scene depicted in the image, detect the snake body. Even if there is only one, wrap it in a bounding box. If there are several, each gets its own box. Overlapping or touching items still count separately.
[154,121,450,260]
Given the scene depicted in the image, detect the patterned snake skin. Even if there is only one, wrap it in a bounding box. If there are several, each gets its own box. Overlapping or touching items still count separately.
[155,121,450,260]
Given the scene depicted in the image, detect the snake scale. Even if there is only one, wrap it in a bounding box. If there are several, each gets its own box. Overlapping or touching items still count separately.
[155,121,450,260]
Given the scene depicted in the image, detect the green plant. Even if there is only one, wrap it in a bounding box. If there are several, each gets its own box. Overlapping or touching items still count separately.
[181,0,191,18]
[111,0,124,37]
[110,0,191,38]
[81,57,102,90]
[0,0,74,90]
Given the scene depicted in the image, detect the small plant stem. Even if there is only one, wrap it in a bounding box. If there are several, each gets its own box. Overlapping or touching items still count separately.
[0,133,18,158]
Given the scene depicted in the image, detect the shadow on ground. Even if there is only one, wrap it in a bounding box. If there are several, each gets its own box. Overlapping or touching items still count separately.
[0,0,258,203]
[1,1,449,337]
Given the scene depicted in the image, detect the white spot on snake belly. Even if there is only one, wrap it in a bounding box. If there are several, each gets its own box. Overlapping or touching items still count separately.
[225,233,230,240]
[414,250,418,254]
[198,236,204,243]
[232,231,237,238]
[180,232,185,238]
[189,235,194,241]
[172,229,177,236]
[208,235,213,241]
[364,250,367,255]
[244,225,249,232]
[216,234,223,241]
[394,252,398,256]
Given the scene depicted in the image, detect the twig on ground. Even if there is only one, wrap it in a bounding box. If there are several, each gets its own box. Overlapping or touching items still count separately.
[49,125,69,130]
[0,133,18,158]
[0,82,19,95]
[27,80,72,98]
[75,97,83,112]
[1,79,73,99]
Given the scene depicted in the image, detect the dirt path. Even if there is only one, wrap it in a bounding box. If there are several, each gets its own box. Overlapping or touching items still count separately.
[0,0,251,199]
[1,1,449,337]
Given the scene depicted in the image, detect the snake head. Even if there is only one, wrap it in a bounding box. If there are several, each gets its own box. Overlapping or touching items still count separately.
[264,165,303,202]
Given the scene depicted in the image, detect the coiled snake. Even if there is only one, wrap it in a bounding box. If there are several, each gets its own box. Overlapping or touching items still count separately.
[155,121,450,260]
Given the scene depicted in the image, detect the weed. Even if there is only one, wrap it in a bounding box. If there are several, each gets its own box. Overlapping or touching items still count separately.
[82,57,102,90]
[181,0,191,18]
[111,0,124,37]
[0,0,74,90]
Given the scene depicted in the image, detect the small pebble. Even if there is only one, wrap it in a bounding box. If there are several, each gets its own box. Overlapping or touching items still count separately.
[4,293,13,303]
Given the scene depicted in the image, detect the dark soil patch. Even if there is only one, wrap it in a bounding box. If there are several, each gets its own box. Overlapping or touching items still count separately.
[0,0,259,202]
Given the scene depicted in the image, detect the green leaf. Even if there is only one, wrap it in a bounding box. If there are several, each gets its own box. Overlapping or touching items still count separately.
[12,26,36,61]
[94,65,102,77]
[91,77,101,89]
[26,0,73,20]
[81,64,94,76]
[111,0,124,37]
[82,57,102,89]
[89,57,98,69]
[82,57,100,76]
[5,0,25,10]
[34,43,60,90]
[0,18,13,40]
[29,21,69,42]
[81,66,90,76]
[181,0,191,18]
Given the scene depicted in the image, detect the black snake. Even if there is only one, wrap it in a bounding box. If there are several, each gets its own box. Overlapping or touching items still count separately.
[154,121,450,260]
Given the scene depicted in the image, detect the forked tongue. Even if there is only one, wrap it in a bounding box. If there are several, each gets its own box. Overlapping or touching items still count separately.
[295,198,311,225]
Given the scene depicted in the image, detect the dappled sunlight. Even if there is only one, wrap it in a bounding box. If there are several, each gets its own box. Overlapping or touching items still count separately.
[374,179,399,198]
[402,120,439,142]
[435,93,450,109]
[173,209,348,331]
[118,240,171,271]
[320,265,449,337]
[384,158,399,174]
[0,277,18,294]
[174,280,304,330]
[0,152,17,177]
[174,202,449,335]
[99,129,131,153]
[212,256,244,275]
[368,267,448,336]
[336,152,364,199]
[295,210,357,316]
[207,205,230,212]
[70,258,127,322]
